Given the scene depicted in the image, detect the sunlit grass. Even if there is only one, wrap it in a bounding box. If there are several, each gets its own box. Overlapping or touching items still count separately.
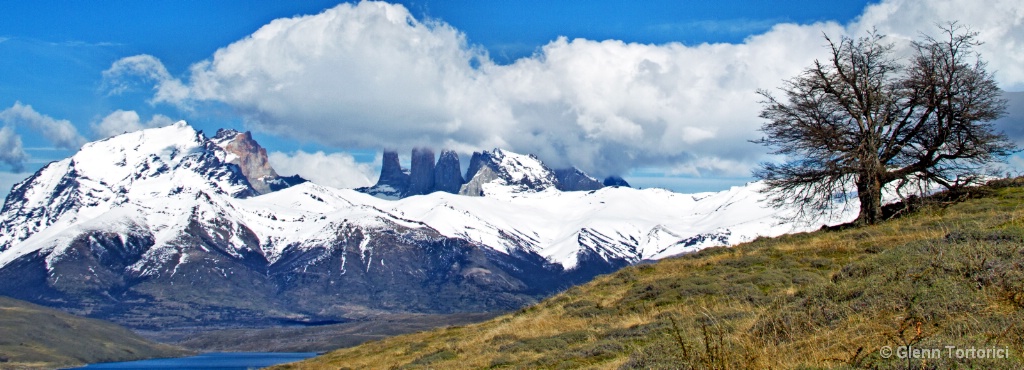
[277,179,1024,369]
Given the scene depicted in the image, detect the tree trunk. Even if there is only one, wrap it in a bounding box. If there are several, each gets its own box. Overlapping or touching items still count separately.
[855,173,883,225]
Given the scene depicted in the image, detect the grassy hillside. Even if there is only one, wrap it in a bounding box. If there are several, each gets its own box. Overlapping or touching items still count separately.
[279,179,1024,369]
[0,296,188,369]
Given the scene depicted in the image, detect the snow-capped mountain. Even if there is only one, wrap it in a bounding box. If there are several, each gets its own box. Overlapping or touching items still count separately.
[0,123,854,329]
[460,149,559,196]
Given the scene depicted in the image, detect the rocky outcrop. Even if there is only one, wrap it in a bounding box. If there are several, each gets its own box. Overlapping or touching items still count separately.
[434,150,464,194]
[379,151,410,190]
[603,176,631,188]
[212,129,306,194]
[357,151,410,199]
[361,148,609,198]
[459,166,500,197]
[465,152,488,182]
[554,167,604,192]
[461,149,559,195]
[359,148,463,198]
[405,148,436,197]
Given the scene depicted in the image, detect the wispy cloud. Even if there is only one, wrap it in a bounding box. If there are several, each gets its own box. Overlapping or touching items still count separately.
[101,54,189,104]
[48,40,122,47]
[647,18,784,39]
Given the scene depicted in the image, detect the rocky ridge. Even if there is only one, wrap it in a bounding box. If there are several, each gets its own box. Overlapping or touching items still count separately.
[358,148,628,199]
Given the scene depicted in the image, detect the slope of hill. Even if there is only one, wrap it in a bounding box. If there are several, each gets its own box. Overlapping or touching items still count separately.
[279,179,1024,369]
[0,295,187,369]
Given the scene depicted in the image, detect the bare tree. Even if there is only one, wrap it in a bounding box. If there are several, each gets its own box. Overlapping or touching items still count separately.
[754,24,1016,225]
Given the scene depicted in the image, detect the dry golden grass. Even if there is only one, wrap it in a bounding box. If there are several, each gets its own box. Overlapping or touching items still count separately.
[277,180,1024,369]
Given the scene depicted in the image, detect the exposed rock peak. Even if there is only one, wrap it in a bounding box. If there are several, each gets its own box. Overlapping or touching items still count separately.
[434,149,464,194]
[357,150,410,199]
[213,130,281,194]
[406,148,436,197]
[603,176,631,188]
[210,129,306,194]
[212,128,242,141]
[359,148,468,198]
[460,149,559,196]
[360,148,610,198]
[554,167,604,192]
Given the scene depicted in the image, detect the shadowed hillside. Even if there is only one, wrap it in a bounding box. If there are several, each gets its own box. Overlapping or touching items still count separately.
[278,178,1024,369]
[0,296,187,369]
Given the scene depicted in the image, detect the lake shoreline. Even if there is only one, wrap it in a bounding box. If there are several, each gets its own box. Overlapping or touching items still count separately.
[68,352,320,369]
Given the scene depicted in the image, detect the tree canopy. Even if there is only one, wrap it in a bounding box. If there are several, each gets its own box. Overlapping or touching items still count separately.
[754,24,1016,225]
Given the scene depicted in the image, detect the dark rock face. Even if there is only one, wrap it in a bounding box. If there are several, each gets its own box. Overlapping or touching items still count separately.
[265,174,308,192]
[405,148,436,196]
[359,149,467,198]
[362,148,578,198]
[554,168,604,191]
[465,152,488,182]
[433,150,464,194]
[357,151,410,198]
[603,176,631,187]
[379,151,409,190]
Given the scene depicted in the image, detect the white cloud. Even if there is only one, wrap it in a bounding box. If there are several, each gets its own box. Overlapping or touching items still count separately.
[0,126,27,171]
[92,110,175,139]
[0,102,86,151]
[268,150,375,189]
[107,0,1024,178]
[851,0,1024,90]
[102,54,190,105]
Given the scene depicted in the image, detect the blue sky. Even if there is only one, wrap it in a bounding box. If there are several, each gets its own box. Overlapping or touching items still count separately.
[1,0,1023,198]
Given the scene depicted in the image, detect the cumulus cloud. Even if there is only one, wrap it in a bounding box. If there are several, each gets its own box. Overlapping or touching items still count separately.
[106,0,1024,178]
[850,0,1024,90]
[268,150,375,189]
[0,102,87,151]
[0,126,27,171]
[92,110,175,139]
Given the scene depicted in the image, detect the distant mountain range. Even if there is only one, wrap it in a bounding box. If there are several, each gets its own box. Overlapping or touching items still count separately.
[355,147,628,199]
[0,122,850,331]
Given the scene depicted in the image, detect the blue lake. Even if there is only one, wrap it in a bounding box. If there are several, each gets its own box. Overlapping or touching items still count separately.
[68,352,319,369]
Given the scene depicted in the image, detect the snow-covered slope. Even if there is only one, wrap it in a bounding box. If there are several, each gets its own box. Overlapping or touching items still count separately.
[0,123,856,327]
[263,180,852,269]
[0,122,253,254]
[0,123,855,272]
